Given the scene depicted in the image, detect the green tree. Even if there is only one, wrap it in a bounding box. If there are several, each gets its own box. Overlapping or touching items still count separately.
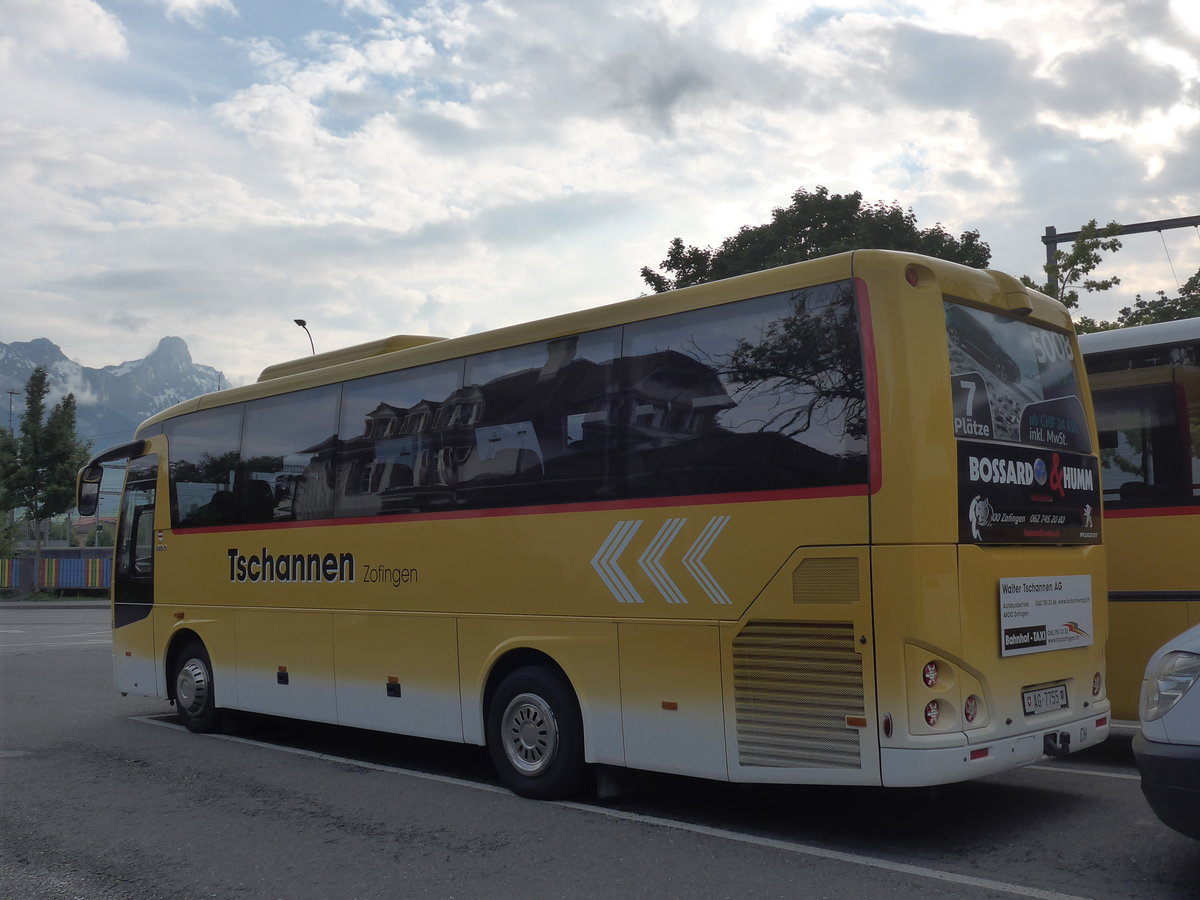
[0,520,17,558]
[641,186,991,292]
[1088,268,1200,332]
[1022,220,1123,324]
[0,367,91,587]
[82,520,116,548]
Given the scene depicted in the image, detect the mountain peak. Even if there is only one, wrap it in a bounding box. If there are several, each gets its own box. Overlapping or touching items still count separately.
[7,337,70,368]
[143,336,194,377]
[0,337,226,445]
[152,336,192,361]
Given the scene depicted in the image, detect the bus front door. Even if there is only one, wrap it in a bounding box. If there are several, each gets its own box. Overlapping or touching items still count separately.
[112,453,159,697]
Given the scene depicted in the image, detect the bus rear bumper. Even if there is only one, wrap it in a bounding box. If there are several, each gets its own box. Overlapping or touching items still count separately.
[880,712,1110,787]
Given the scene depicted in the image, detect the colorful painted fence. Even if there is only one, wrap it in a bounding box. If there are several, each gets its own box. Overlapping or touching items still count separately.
[0,555,112,591]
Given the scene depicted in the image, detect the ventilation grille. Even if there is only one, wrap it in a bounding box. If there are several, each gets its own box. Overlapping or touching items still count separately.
[733,620,864,769]
[793,557,858,604]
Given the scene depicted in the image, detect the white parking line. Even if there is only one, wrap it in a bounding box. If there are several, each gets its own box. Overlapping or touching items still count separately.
[136,715,1088,900]
[1027,764,1139,781]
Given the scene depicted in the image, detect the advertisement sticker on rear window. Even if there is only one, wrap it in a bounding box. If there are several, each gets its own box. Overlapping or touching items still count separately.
[999,575,1093,657]
[958,441,1101,544]
[946,302,1090,454]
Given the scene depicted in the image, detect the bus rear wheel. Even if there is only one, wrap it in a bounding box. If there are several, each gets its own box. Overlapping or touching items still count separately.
[486,666,589,800]
[173,640,221,734]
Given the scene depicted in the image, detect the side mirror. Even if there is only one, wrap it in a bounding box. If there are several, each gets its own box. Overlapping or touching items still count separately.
[78,481,100,517]
[74,440,149,518]
[76,464,105,517]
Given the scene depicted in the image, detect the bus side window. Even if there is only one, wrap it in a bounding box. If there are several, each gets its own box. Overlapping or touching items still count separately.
[619,281,869,498]
[129,503,154,576]
[334,361,463,516]
[1094,383,1192,505]
[456,330,621,508]
[164,405,243,528]
[240,386,341,523]
[115,455,158,581]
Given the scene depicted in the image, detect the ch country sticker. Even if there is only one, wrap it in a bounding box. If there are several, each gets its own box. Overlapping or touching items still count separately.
[591,516,731,605]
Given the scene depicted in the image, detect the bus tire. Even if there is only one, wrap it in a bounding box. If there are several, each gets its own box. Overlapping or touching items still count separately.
[486,666,589,800]
[172,640,222,734]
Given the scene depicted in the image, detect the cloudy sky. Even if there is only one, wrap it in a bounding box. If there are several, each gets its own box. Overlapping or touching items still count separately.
[3,0,1198,388]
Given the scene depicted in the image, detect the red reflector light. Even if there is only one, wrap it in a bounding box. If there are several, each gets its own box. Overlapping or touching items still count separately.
[846,715,868,728]
[661,701,678,711]
[970,748,988,761]
[1096,717,1108,728]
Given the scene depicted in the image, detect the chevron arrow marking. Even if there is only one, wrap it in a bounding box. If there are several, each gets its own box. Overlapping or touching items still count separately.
[682,515,731,605]
[591,519,643,603]
[637,517,688,604]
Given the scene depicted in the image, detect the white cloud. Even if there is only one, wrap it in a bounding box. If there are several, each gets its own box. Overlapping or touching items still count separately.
[156,0,239,28]
[0,0,127,67]
[0,0,1197,387]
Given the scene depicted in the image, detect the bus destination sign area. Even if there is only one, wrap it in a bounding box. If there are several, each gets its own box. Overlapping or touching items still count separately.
[999,575,1094,657]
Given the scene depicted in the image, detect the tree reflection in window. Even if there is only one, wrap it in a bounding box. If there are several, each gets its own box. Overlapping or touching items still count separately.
[719,282,866,442]
[621,280,868,496]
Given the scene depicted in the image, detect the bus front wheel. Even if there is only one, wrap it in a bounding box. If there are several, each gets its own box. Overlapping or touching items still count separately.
[172,640,221,734]
[486,666,589,800]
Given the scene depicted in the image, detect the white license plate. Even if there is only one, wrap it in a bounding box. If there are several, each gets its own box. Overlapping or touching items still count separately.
[1023,683,1068,715]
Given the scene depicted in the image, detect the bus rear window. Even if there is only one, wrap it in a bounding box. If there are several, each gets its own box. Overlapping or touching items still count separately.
[946,302,1100,545]
[945,302,1090,454]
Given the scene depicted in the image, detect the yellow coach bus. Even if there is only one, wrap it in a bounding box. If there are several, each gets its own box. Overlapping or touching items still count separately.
[1080,317,1200,721]
[78,250,1110,798]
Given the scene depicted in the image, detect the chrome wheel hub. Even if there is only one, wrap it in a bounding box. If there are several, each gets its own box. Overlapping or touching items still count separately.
[502,692,558,775]
[176,659,210,716]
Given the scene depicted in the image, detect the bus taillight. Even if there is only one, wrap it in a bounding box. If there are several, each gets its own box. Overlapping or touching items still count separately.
[922,661,939,687]
[964,694,978,724]
[924,700,941,727]
[1092,672,1102,696]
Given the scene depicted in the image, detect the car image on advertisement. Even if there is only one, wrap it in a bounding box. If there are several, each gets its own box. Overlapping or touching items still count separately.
[1133,622,1200,840]
[945,304,1022,384]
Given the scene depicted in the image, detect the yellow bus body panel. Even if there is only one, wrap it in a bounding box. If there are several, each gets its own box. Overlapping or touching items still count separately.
[1104,511,1200,720]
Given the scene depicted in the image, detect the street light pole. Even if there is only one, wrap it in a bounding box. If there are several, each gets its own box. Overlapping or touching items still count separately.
[294,319,316,355]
